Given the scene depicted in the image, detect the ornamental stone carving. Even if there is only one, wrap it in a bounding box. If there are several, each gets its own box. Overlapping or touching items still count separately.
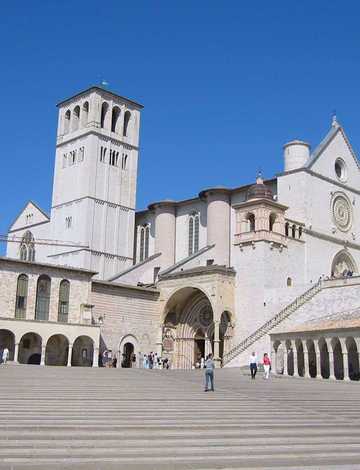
[332,193,352,232]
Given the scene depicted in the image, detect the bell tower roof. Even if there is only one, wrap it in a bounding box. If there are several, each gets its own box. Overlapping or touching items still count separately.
[56,86,144,109]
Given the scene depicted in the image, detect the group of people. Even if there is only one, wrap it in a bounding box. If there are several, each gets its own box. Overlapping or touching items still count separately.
[142,352,170,369]
[249,352,271,380]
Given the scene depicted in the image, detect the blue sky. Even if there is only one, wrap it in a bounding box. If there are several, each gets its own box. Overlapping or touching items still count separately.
[1,1,360,252]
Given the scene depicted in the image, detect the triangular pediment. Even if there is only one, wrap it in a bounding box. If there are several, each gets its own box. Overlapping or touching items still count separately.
[9,200,50,232]
[308,124,360,187]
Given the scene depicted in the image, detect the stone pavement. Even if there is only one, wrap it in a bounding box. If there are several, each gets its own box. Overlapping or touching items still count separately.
[0,365,360,470]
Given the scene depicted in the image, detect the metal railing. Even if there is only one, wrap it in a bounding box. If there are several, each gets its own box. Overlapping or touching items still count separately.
[222,280,323,366]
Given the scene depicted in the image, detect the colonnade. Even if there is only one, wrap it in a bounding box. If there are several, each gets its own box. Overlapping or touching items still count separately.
[271,334,360,381]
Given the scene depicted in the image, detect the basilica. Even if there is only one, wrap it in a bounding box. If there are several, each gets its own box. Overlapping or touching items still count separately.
[2,85,360,381]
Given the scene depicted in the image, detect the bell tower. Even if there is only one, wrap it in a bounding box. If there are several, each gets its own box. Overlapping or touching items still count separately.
[50,86,143,279]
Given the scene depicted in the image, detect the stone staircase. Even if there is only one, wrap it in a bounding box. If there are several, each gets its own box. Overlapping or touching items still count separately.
[223,280,323,366]
[0,365,360,469]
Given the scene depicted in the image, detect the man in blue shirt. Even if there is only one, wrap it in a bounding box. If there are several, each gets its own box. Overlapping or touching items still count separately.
[204,353,215,392]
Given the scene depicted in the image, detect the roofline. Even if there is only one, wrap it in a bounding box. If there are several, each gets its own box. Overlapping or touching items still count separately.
[57,86,144,109]
[92,279,160,294]
[0,256,97,276]
[136,178,277,215]
[8,200,50,232]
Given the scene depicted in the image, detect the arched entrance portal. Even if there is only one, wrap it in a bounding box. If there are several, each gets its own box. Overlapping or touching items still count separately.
[0,329,15,362]
[162,287,233,369]
[45,334,69,366]
[18,332,42,365]
[72,336,94,367]
[122,343,134,368]
[331,250,357,277]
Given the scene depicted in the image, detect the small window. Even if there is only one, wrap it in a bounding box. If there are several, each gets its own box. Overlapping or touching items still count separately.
[82,101,89,127]
[298,226,303,239]
[122,154,128,170]
[111,106,121,133]
[100,146,107,163]
[72,106,80,132]
[79,147,85,162]
[247,213,255,232]
[35,275,51,321]
[287,277,292,287]
[269,213,276,232]
[335,158,347,182]
[65,216,72,229]
[292,225,296,238]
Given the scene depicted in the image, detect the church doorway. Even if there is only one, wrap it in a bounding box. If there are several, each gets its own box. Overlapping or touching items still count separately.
[162,287,218,369]
[194,329,205,366]
[122,342,134,368]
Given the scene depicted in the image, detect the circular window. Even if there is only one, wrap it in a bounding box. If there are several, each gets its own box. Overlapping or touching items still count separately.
[335,158,347,182]
[332,193,352,232]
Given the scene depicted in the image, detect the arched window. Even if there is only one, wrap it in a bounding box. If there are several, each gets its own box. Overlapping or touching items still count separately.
[298,226,303,239]
[20,244,27,261]
[111,106,121,133]
[139,225,150,262]
[287,277,292,287]
[58,280,70,323]
[72,106,80,131]
[292,224,296,238]
[246,213,255,232]
[145,226,150,259]
[139,227,145,262]
[269,213,277,232]
[15,274,28,319]
[285,222,289,237]
[20,231,35,262]
[64,110,71,134]
[81,101,89,127]
[188,213,200,256]
[123,110,131,136]
[100,102,109,129]
[35,275,51,321]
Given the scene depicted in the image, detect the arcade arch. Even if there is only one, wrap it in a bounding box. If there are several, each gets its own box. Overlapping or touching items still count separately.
[45,334,69,366]
[18,332,42,365]
[72,336,94,367]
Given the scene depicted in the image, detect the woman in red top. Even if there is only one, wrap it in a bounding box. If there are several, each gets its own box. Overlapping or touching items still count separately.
[263,353,271,379]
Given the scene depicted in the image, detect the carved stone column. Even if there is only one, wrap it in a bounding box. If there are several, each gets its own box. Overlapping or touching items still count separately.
[302,340,310,378]
[291,340,299,377]
[92,347,99,367]
[315,341,322,379]
[14,343,19,363]
[40,345,46,366]
[67,344,73,367]
[213,320,221,367]
[282,342,288,376]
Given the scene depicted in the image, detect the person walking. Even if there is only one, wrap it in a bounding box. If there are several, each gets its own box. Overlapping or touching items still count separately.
[249,352,258,379]
[263,353,271,380]
[2,347,9,365]
[204,353,215,392]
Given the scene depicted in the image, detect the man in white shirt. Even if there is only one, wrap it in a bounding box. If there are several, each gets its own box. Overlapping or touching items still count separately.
[2,348,9,365]
[249,352,258,379]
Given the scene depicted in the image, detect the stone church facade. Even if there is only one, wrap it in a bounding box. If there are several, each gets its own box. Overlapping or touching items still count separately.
[3,86,360,379]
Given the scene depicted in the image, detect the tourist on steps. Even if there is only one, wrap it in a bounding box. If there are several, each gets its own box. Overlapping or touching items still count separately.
[262,353,271,379]
[249,352,258,379]
[204,353,215,392]
[2,348,9,365]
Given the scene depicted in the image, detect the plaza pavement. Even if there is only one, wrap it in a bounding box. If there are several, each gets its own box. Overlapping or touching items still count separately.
[0,365,360,469]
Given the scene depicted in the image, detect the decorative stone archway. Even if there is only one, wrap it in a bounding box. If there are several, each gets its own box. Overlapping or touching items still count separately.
[119,335,138,368]
[158,265,236,369]
[331,250,357,277]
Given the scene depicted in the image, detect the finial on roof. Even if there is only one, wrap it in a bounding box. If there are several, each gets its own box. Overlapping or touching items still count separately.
[332,110,338,127]
[256,169,263,185]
